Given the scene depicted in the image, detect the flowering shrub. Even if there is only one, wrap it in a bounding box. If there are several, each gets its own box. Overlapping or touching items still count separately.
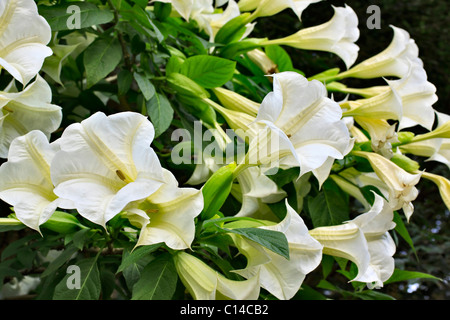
[0,0,447,301]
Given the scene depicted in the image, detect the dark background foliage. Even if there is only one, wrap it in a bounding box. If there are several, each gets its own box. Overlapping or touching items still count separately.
[1,0,449,299]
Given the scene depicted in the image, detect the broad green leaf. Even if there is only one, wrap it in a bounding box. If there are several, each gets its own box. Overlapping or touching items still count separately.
[225,227,290,260]
[84,37,123,88]
[117,69,133,96]
[165,56,184,75]
[134,72,156,101]
[180,55,236,89]
[308,179,350,227]
[162,18,208,55]
[39,2,114,31]
[53,256,101,300]
[264,45,294,72]
[71,228,91,250]
[146,93,174,137]
[117,243,163,273]
[384,268,441,285]
[153,1,172,21]
[120,3,164,42]
[131,254,178,300]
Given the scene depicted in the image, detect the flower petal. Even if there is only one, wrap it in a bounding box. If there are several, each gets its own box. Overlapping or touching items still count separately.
[136,169,203,250]
[0,0,52,84]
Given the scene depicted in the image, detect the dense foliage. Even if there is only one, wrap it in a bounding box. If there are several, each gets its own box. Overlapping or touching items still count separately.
[0,0,448,300]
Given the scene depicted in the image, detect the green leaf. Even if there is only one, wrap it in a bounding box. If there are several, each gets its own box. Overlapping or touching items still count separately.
[393,211,417,255]
[42,42,80,84]
[180,55,236,89]
[41,245,79,278]
[165,56,184,75]
[71,228,91,250]
[131,254,178,300]
[384,268,441,285]
[1,234,40,261]
[264,45,294,72]
[214,13,251,44]
[307,179,350,227]
[117,243,163,274]
[117,69,133,96]
[84,37,123,88]
[39,2,114,31]
[53,256,101,300]
[146,92,174,137]
[153,1,172,21]
[353,290,396,300]
[225,227,290,260]
[134,72,156,101]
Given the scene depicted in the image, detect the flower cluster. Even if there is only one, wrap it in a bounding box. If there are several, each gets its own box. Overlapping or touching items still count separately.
[0,0,448,301]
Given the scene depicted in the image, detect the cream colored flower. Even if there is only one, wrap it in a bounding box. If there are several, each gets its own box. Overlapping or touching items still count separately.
[238,0,323,21]
[352,151,421,221]
[232,165,286,218]
[0,0,53,85]
[310,193,396,288]
[174,251,260,300]
[0,131,73,233]
[249,72,352,183]
[337,26,422,79]
[131,168,204,250]
[388,62,438,131]
[50,112,166,228]
[0,75,62,158]
[263,5,360,69]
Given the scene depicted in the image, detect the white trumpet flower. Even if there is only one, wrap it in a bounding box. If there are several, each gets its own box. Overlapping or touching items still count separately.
[337,26,422,80]
[174,251,260,300]
[0,131,73,233]
[388,61,438,131]
[131,168,204,250]
[0,0,53,85]
[50,112,166,228]
[353,151,421,221]
[248,72,352,183]
[310,193,396,288]
[238,0,322,21]
[264,5,360,69]
[0,75,62,158]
